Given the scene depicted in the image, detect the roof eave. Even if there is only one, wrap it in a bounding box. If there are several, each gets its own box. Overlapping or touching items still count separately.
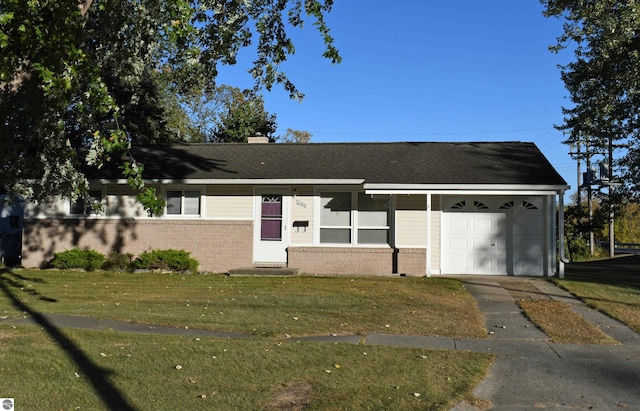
[363,183,570,195]
[96,178,366,185]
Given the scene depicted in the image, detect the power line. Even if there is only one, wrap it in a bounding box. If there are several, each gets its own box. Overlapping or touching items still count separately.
[309,127,555,137]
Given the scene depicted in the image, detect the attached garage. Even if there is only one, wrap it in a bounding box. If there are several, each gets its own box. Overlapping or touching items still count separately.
[441,196,549,275]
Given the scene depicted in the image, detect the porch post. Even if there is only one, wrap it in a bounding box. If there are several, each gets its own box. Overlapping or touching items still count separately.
[558,190,569,278]
[426,192,432,277]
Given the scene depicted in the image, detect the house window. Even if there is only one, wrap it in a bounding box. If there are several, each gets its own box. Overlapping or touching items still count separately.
[320,192,352,243]
[357,193,390,244]
[319,192,390,245]
[70,190,103,215]
[166,190,201,216]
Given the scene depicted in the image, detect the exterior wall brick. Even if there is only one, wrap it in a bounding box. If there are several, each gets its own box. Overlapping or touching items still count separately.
[288,247,394,275]
[22,219,253,273]
[396,248,426,277]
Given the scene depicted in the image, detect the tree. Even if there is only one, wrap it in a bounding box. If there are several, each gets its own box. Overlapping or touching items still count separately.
[0,0,340,214]
[541,1,639,192]
[211,88,277,143]
[279,128,312,143]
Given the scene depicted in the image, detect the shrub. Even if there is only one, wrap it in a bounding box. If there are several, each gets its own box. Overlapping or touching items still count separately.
[102,252,134,271]
[49,249,106,271]
[132,249,199,272]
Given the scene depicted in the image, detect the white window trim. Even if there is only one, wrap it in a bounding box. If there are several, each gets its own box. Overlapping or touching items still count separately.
[314,187,391,247]
[163,186,205,218]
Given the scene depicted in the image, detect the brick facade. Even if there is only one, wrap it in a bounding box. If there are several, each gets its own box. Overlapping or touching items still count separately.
[395,248,426,277]
[287,246,395,275]
[287,247,426,276]
[22,219,253,273]
[22,219,426,276]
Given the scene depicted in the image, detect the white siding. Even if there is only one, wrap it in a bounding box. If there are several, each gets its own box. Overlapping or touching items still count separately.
[395,195,427,247]
[24,196,67,218]
[290,186,314,245]
[206,185,253,219]
[105,185,148,218]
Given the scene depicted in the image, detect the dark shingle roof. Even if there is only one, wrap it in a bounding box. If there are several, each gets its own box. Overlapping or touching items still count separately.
[87,141,567,186]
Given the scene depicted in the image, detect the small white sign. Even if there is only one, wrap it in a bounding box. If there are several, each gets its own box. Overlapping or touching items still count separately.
[0,398,14,411]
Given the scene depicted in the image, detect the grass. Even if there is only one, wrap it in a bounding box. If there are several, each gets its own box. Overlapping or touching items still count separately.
[0,268,493,411]
[559,256,640,333]
[517,300,617,344]
[0,325,493,411]
[0,269,487,338]
[497,279,619,344]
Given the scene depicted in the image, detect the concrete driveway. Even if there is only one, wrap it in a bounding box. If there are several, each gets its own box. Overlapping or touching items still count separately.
[449,276,640,411]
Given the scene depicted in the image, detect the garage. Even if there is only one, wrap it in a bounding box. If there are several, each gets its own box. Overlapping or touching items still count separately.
[441,196,546,275]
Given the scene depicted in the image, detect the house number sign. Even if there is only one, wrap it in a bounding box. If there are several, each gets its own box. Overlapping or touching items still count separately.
[295,199,308,208]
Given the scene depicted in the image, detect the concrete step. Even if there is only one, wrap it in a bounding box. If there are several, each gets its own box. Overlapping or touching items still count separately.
[227,267,300,276]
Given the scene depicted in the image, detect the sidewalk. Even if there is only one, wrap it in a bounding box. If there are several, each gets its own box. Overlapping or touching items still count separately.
[450,277,640,411]
[2,276,640,410]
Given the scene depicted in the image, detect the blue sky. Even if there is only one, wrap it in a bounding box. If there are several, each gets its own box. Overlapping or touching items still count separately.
[216,1,576,193]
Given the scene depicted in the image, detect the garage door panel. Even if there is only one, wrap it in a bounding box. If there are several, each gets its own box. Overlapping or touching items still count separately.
[446,238,469,251]
[442,212,506,275]
[446,257,469,272]
[472,257,506,273]
[472,217,495,232]
[471,238,505,252]
[447,218,469,231]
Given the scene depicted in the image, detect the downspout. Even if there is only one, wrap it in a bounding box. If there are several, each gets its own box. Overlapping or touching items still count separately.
[558,189,570,278]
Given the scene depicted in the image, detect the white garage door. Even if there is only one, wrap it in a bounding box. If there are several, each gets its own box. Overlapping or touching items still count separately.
[442,212,507,274]
[441,197,545,275]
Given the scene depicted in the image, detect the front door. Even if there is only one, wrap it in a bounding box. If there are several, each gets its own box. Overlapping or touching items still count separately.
[254,189,289,265]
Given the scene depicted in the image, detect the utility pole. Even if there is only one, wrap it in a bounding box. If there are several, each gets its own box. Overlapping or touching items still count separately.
[577,142,582,205]
[570,136,597,256]
[608,137,615,257]
[586,149,595,256]
[569,141,582,205]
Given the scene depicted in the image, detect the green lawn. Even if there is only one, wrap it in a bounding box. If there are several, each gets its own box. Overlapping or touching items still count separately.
[558,256,640,333]
[0,325,491,411]
[0,269,486,338]
[0,268,492,411]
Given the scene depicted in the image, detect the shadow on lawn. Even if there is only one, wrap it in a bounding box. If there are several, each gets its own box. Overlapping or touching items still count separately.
[565,255,640,289]
[0,268,138,411]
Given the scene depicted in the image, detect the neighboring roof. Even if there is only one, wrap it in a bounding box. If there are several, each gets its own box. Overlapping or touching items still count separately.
[86,141,568,187]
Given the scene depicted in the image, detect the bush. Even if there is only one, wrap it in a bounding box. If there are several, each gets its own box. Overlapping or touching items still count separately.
[132,249,199,272]
[49,249,106,271]
[102,252,134,271]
